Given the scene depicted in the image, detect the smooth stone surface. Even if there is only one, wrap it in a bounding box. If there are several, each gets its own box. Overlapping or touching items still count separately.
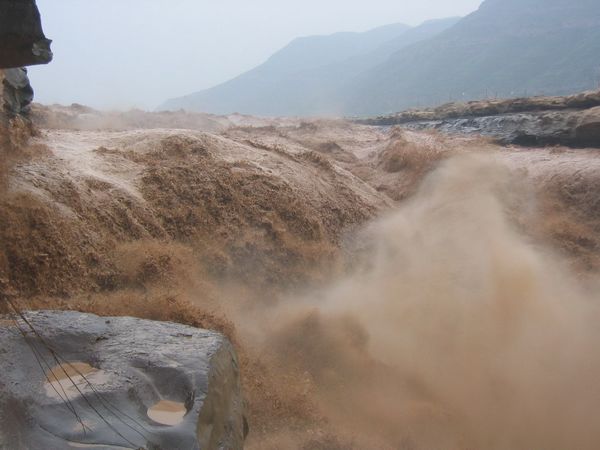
[0,310,245,450]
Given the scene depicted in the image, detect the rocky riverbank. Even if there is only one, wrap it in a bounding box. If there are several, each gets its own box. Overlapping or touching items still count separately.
[359,90,600,147]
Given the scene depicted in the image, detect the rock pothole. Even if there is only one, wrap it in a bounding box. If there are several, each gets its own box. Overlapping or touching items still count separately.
[147,399,187,426]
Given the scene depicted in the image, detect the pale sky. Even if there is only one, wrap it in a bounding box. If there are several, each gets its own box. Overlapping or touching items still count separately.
[29,0,483,110]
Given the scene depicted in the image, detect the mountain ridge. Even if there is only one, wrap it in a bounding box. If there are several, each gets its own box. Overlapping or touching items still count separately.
[160,18,459,116]
[346,0,600,114]
[162,0,600,117]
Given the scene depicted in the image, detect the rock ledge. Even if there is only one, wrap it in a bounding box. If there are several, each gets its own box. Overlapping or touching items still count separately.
[0,310,245,450]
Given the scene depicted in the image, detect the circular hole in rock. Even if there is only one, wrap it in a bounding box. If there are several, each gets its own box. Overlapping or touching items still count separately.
[147,400,187,426]
[44,362,107,400]
[48,362,96,380]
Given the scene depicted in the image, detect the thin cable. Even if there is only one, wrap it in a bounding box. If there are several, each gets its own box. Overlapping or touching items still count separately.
[8,315,89,435]
[5,298,146,449]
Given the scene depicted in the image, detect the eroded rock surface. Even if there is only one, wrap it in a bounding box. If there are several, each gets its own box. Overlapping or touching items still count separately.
[360,91,600,148]
[0,311,245,450]
[402,107,600,147]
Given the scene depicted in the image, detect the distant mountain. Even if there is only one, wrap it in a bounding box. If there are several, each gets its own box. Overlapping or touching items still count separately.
[347,0,600,115]
[163,0,600,117]
[160,19,459,116]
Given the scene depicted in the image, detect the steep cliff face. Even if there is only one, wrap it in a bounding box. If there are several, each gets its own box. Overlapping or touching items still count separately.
[0,0,52,68]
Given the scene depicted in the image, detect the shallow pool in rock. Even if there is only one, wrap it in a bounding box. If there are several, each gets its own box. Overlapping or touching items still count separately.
[44,362,109,400]
[147,399,187,426]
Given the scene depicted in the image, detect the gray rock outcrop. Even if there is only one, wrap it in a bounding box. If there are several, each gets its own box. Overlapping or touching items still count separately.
[2,67,34,116]
[360,91,600,148]
[0,311,245,450]
[401,107,600,148]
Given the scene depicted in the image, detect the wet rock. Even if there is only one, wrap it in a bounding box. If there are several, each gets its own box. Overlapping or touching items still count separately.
[402,108,600,148]
[0,311,245,450]
[358,91,600,148]
[360,90,600,125]
[573,107,600,147]
[2,67,34,116]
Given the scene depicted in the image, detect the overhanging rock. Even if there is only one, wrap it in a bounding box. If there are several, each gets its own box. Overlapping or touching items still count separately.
[0,311,245,450]
[0,0,52,68]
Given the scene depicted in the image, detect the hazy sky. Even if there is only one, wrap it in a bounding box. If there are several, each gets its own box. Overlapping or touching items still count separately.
[29,0,483,110]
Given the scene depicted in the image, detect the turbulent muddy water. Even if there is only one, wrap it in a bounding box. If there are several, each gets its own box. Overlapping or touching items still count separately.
[3,111,600,449]
[238,154,600,449]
